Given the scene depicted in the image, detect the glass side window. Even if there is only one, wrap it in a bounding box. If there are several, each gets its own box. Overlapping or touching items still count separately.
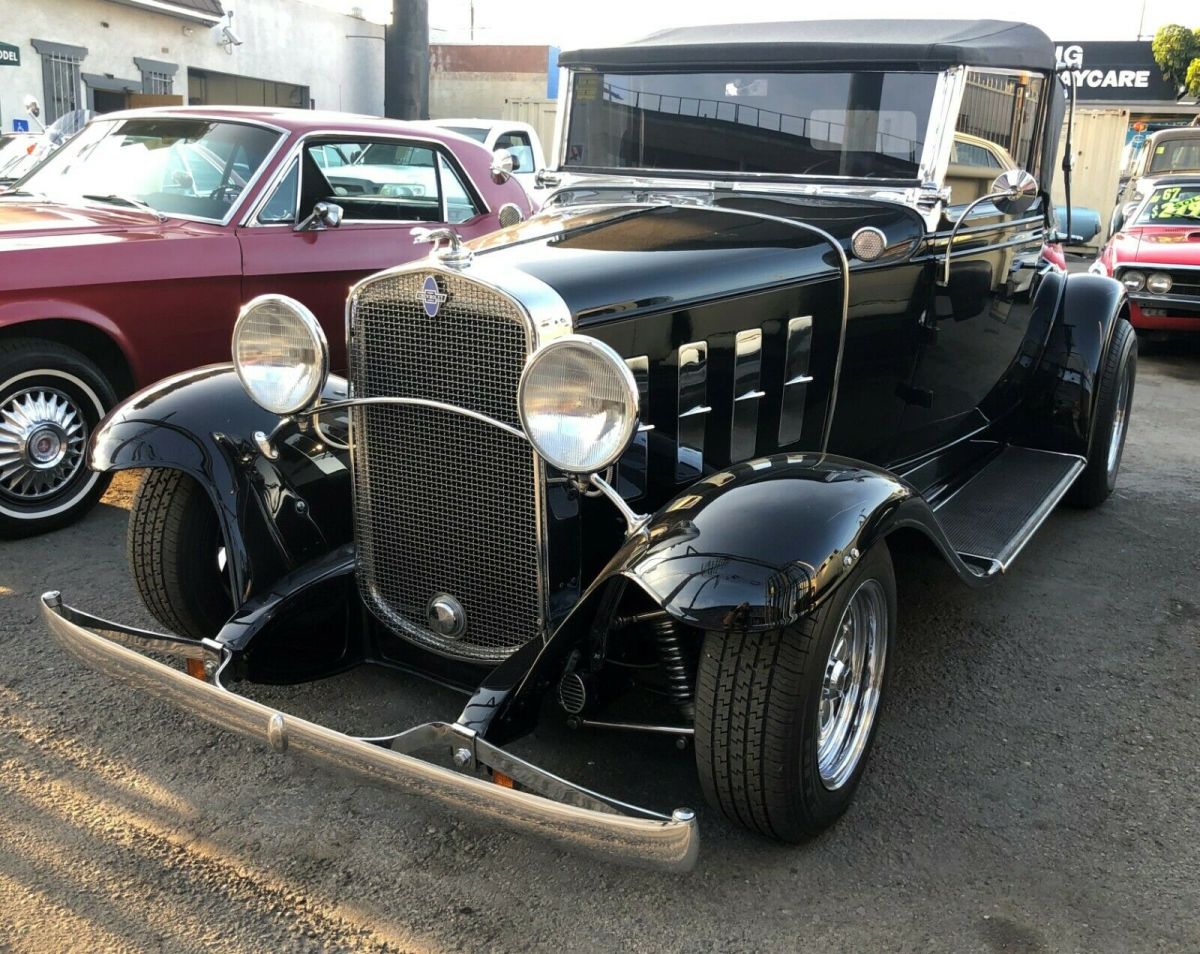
[438,153,481,223]
[495,130,535,172]
[299,139,443,223]
[946,70,1044,210]
[257,158,300,224]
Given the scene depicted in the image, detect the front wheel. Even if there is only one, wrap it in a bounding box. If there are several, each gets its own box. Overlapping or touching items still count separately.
[0,339,115,537]
[1067,318,1136,509]
[694,542,896,841]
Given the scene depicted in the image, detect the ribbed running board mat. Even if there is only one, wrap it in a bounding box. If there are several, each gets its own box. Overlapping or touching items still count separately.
[935,446,1085,572]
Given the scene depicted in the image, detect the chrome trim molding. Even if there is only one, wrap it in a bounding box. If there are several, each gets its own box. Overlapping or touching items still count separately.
[40,593,699,871]
[676,341,709,482]
[730,328,764,462]
[779,315,814,446]
[619,356,651,500]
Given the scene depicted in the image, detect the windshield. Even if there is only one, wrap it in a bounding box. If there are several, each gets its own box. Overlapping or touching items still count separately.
[564,70,938,179]
[0,136,35,181]
[1147,138,1200,175]
[1134,184,1200,225]
[14,117,280,221]
[446,126,489,144]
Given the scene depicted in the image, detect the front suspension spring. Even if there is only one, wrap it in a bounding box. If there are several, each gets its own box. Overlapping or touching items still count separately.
[652,617,695,719]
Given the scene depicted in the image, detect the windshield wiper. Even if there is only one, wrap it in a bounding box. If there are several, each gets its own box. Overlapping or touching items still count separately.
[81,193,167,222]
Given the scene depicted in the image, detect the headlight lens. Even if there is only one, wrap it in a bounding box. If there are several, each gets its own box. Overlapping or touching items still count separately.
[232,295,328,415]
[1146,272,1173,294]
[1121,270,1145,292]
[518,336,638,474]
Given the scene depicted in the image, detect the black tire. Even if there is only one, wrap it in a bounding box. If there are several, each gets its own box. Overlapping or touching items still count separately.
[695,543,896,841]
[1067,319,1136,509]
[0,338,116,538]
[128,469,232,639]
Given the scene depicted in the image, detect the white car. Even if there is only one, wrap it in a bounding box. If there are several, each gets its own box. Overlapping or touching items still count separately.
[421,119,548,204]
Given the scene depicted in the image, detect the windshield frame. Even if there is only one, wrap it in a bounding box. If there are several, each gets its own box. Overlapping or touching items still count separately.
[8,113,290,227]
[556,66,961,188]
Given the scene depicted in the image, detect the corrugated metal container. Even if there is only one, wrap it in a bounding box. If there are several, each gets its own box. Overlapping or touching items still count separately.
[1051,107,1130,249]
[502,98,559,160]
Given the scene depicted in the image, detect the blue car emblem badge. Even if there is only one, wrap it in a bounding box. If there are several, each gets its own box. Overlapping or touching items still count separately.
[416,275,447,318]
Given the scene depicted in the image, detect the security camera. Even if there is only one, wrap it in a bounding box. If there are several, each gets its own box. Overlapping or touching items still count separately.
[214,10,243,50]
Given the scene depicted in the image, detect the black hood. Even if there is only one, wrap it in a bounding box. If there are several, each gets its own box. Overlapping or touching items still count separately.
[472,196,923,326]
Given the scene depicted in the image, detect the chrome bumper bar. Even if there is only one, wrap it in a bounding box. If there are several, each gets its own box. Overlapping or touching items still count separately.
[40,592,699,872]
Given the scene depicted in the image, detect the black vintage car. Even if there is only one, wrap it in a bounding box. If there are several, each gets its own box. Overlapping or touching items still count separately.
[43,20,1136,871]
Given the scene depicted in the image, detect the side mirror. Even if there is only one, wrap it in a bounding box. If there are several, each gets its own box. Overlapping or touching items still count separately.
[990,169,1039,215]
[939,169,1040,286]
[534,168,561,190]
[23,95,40,119]
[490,149,515,184]
[295,201,343,232]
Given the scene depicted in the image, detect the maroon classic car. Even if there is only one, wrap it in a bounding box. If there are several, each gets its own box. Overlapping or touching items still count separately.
[0,106,534,535]
[1092,176,1200,337]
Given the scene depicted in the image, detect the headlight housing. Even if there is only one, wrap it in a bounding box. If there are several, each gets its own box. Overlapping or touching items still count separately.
[1146,272,1173,294]
[518,336,638,474]
[232,295,328,415]
[1120,270,1145,292]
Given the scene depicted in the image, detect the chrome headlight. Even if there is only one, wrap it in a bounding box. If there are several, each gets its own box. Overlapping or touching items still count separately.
[1146,272,1173,294]
[1120,270,1145,292]
[232,295,328,415]
[518,336,638,474]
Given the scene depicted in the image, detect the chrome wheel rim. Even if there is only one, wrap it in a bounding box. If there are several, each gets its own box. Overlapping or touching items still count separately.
[817,578,888,790]
[0,386,88,501]
[1107,360,1132,477]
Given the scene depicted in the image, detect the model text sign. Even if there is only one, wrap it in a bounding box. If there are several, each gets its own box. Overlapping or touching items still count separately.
[0,42,20,66]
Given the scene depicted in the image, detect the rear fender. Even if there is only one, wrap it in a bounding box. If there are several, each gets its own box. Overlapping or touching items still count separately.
[90,364,352,603]
[1017,273,1127,457]
[469,452,982,743]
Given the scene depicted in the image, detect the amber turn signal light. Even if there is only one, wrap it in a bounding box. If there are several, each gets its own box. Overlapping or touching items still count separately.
[493,771,514,789]
[185,658,207,681]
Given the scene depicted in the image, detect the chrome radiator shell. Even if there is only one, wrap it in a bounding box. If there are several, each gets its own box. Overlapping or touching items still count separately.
[346,263,556,662]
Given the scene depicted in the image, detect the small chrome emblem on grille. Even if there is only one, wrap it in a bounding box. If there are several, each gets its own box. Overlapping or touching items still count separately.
[416,275,448,318]
[426,594,467,639]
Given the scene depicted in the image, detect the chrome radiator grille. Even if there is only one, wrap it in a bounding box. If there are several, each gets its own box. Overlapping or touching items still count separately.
[348,270,542,661]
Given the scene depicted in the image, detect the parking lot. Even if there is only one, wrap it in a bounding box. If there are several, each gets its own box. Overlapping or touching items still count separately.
[0,335,1192,953]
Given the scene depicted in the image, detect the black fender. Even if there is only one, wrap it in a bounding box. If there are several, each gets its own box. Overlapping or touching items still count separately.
[90,364,352,604]
[1017,273,1127,457]
[464,452,980,744]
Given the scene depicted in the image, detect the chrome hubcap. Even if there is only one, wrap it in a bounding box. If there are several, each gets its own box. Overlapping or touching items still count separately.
[1107,362,1132,477]
[0,388,87,500]
[817,578,888,790]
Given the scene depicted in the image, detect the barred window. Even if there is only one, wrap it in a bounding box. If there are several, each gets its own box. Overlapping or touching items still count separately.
[32,40,87,123]
[135,58,178,96]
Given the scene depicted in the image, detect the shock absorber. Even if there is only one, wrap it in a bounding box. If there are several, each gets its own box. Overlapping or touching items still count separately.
[652,617,695,720]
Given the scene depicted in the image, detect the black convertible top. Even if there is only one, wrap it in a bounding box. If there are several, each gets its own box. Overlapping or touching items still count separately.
[560,19,1057,73]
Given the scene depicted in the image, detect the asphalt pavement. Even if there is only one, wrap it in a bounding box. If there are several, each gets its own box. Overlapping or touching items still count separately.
[0,338,1197,953]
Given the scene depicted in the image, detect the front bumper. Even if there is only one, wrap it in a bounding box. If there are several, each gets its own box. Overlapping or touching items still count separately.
[1128,296,1200,331]
[40,592,699,872]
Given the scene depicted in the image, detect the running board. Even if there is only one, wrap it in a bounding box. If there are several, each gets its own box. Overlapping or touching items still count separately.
[933,446,1086,575]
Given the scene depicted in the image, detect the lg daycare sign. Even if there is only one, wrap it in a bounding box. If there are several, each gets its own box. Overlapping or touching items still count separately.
[1055,41,1176,102]
[0,42,20,67]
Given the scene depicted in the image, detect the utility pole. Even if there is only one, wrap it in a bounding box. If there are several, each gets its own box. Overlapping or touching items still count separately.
[384,0,429,119]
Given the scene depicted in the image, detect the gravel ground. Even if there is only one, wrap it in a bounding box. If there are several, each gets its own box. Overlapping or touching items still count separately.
[1,341,1198,954]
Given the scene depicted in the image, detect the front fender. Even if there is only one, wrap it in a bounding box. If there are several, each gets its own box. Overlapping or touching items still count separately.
[470,452,974,744]
[1017,273,1127,457]
[90,364,352,603]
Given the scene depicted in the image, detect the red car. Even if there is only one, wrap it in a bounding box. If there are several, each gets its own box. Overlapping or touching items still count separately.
[1092,175,1200,336]
[0,106,533,535]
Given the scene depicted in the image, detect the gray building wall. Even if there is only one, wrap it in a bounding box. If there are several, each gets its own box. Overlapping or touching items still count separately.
[0,0,384,129]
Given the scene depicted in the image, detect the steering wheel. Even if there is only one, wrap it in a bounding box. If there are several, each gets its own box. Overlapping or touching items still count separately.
[209,184,242,203]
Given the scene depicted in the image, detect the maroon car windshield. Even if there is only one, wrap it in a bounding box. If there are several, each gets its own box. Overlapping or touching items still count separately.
[14,117,280,222]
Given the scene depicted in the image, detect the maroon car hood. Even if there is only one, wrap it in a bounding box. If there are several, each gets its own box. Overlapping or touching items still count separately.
[1112,226,1200,267]
[0,200,166,241]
